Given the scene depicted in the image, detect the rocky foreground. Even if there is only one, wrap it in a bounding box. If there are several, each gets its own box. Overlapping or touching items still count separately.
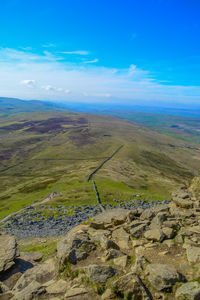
[1,179,200,299]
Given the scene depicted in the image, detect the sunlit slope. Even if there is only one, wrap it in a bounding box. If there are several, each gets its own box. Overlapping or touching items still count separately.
[0,111,200,218]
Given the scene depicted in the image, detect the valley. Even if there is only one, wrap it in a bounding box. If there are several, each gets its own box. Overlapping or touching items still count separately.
[0,107,200,227]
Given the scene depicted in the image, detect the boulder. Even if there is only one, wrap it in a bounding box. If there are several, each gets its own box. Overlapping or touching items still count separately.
[99,236,119,250]
[112,272,144,299]
[0,235,19,273]
[57,232,96,266]
[144,228,166,242]
[46,279,68,296]
[113,255,128,269]
[162,227,175,239]
[112,227,130,249]
[13,258,56,291]
[140,209,155,220]
[20,252,43,262]
[130,224,146,238]
[186,246,200,263]
[175,281,200,299]
[102,249,124,261]
[11,280,46,300]
[131,254,147,273]
[146,263,182,291]
[86,264,120,283]
[171,188,194,209]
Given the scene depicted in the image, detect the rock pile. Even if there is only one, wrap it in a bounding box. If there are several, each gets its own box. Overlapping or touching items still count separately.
[1,182,200,299]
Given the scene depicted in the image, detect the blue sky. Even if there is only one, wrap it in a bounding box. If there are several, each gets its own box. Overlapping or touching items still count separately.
[0,0,200,104]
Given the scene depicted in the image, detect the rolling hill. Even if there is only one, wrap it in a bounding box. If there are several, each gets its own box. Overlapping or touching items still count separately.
[0,107,200,219]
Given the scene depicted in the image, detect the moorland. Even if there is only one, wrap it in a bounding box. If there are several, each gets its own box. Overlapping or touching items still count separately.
[0,98,200,221]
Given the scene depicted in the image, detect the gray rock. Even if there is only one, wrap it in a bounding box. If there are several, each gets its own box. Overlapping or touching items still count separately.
[87,264,120,283]
[186,246,200,263]
[113,272,144,299]
[146,263,182,291]
[11,280,46,300]
[130,224,146,238]
[112,227,130,249]
[175,281,200,299]
[144,228,166,242]
[0,235,19,273]
[13,258,56,291]
[140,209,155,220]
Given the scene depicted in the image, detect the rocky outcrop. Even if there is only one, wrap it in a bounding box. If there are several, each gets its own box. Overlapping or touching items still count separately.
[0,235,19,273]
[0,180,200,299]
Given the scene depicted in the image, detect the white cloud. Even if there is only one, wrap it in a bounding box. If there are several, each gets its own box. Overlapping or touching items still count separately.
[84,58,99,64]
[20,79,36,88]
[59,50,89,55]
[0,47,200,104]
[65,89,71,94]
[42,85,55,91]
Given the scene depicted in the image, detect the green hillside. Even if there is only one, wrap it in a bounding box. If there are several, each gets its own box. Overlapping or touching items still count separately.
[0,110,200,219]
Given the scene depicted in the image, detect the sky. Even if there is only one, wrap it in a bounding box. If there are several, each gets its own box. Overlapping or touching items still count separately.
[0,0,200,105]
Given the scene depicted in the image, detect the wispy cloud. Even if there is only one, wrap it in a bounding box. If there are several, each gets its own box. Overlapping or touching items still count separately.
[20,79,36,88]
[84,58,99,64]
[59,50,89,55]
[42,43,56,48]
[0,47,200,104]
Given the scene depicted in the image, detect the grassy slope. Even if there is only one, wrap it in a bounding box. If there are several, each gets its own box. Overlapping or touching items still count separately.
[0,111,200,219]
[107,111,200,145]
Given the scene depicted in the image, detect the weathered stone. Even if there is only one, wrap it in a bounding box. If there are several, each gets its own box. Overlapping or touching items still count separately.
[130,224,146,238]
[113,255,128,269]
[162,227,175,239]
[99,236,119,250]
[46,279,68,296]
[0,292,13,300]
[111,215,126,226]
[132,239,145,248]
[90,221,105,230]
[87,264,120,283]
[175,234,184,244]
[146,263,182,291]
[186,246,200,263]
[112,272,144,299]
[163,239,174,248]
[151,212,167,227]
[112,227,130,249]
[172,188,194,209]
[0,282,10,294]
[0,235,19,273]
[20,251,43,262]
[144,228,166,242]
[140,209,155,220]
[13,258,56,291]
[57,232,95,266]
[131,254,147,273]
[101,288,115,300]
[11,280,46,300]
[64,287,88,299]
[175,281,200,299]
[102,249,124,262]
[3,272,22,290]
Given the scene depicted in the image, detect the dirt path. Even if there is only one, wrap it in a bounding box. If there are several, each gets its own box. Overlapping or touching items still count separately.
[0,192,59,224]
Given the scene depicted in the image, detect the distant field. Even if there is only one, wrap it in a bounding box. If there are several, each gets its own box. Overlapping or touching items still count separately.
[104,111,200,145]
[0,110,200,219]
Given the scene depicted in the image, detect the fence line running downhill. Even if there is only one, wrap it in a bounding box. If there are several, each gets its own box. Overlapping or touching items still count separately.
[87,145,124,211]
[92,180,105,212]
[87,145,124,182]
